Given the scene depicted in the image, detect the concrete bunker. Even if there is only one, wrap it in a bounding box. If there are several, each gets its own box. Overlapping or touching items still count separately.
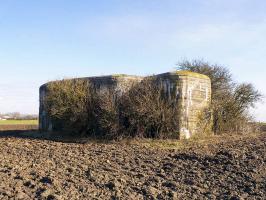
[39,71,212,139]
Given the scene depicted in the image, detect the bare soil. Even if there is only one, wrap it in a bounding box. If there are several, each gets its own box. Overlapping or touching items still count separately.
[0,125,38,131]
[0,132,265,200]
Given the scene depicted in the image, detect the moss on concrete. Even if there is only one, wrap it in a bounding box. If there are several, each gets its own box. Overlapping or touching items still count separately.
[111,74,143,79]
[111,74,129,77]
[172,70,210,80]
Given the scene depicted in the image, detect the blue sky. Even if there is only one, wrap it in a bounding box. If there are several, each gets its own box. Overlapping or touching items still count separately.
[0,0,265,121]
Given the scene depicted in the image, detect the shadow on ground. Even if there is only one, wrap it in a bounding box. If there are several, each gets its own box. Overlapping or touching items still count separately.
[0,129,101,144]
[0,130,41,139]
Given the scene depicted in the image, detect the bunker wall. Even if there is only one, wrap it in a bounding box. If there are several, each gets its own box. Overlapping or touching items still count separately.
[39,71,212,139]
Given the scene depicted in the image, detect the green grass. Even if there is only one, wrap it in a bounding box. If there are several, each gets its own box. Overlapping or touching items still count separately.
[0,120,38,125]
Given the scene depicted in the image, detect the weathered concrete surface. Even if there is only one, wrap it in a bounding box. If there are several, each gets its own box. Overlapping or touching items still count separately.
[155,71,212,139]
[39,71,212,139]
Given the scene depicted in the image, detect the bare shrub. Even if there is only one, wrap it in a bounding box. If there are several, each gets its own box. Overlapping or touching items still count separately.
[93,89,122,139]
[196,107,213,136]
[44,77,180,139]
[121,78,179,139]
[44,79,93,135]
[177,59,262,134]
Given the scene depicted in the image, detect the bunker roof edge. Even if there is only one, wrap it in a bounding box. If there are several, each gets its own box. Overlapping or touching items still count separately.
[40,70,210,89]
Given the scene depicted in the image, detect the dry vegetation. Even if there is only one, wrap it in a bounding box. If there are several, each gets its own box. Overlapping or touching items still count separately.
[0,120,38,125]
[0,120,38,131]
[45,77,180,139]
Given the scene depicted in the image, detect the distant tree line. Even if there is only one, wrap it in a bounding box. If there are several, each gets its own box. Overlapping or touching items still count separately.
[0,112,38,120]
